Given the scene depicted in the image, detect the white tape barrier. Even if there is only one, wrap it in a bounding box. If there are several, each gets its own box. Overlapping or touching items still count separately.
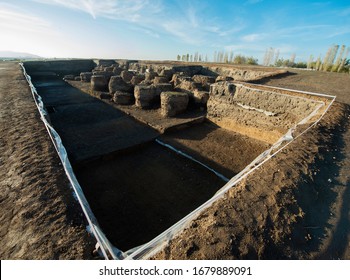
[155,139,229,182]
[20,63,123,260]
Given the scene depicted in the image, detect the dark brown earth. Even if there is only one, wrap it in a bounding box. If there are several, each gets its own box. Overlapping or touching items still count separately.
[1,62,349,259]
[74,142,226,252]
[0,62,95,259]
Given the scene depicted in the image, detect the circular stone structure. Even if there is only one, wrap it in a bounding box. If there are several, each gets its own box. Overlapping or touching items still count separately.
[91,75,108,91]
[113,91,134,105]
[160,91,189,117]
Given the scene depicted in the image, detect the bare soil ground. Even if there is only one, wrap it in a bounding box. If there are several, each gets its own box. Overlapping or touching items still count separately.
[0,62,95,259]
[1,62,349,259]
[254,69,350,104]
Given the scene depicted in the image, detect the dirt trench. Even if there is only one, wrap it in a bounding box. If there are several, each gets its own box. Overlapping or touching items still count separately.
[25,63,275,253]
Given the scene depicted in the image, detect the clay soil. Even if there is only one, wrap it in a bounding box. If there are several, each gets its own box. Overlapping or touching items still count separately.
[1,62,350,259]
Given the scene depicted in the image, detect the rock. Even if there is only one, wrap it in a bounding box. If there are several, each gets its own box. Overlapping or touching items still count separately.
[215,76,234,82]
[100,93,112,100]
[171,73,189,87]
[113,91,134,105]
[130,74,145,86]
[134,82,173,109]
[153,83,173,95]
[80,72,93,82]
[171,74,201,92]
[93,66,103,72]
[192,75,216,85]
[91,75,108,91]
[96,59,116,67]
[92,70,113,82]
[120,70,134,83]
[74,76,81,81]
[104,66,114,72]
[92,70,104,75]
[209,81,236,97]
[134,85,156,109]
[117,60,132,70]
[172,65,203,76]
[145,71,158,82]
[176,79,201,93]
[161,91,189,117]
[108,76,133,93]
[113,67,123,75]
[160,69,174,80]
[192,75,216,90]
[193,91,209,106]
[63,74,75,81]
[153,76,169,85]
[138,65,147,74]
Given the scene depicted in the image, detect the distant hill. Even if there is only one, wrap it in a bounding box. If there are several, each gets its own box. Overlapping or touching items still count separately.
[0,51,42,59]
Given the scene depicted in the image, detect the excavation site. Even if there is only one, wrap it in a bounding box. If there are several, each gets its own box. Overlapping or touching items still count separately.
[3,59,349,260]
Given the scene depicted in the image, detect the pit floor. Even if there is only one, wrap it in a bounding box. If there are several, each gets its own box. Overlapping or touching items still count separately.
[74,141,226,251]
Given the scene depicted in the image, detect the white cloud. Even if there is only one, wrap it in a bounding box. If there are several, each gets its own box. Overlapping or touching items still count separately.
[33,0,162,21]
[129,26,160,38]
[0,3,51,33]
[0,3,76,57]
[162,21,198,45]
[206,24,245,37]
[31,0,246,46]
[327,28,350,38]
[241,33,267,42]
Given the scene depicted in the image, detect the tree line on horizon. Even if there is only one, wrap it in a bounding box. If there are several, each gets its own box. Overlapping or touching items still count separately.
[176,44,349,73]
[176,51,258,65]
[262,44,349,73]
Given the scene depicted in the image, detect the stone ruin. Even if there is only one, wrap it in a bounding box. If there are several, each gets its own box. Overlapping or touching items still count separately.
[69,60,232,118]
[64,59,288,119]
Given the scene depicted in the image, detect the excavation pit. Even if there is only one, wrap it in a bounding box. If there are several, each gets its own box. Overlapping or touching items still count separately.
[22,60,332,258]
[74,141,226,251]
[73,121,270,251]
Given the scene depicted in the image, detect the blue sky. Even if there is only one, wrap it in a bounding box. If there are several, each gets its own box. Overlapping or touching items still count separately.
[0,0,349,63]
